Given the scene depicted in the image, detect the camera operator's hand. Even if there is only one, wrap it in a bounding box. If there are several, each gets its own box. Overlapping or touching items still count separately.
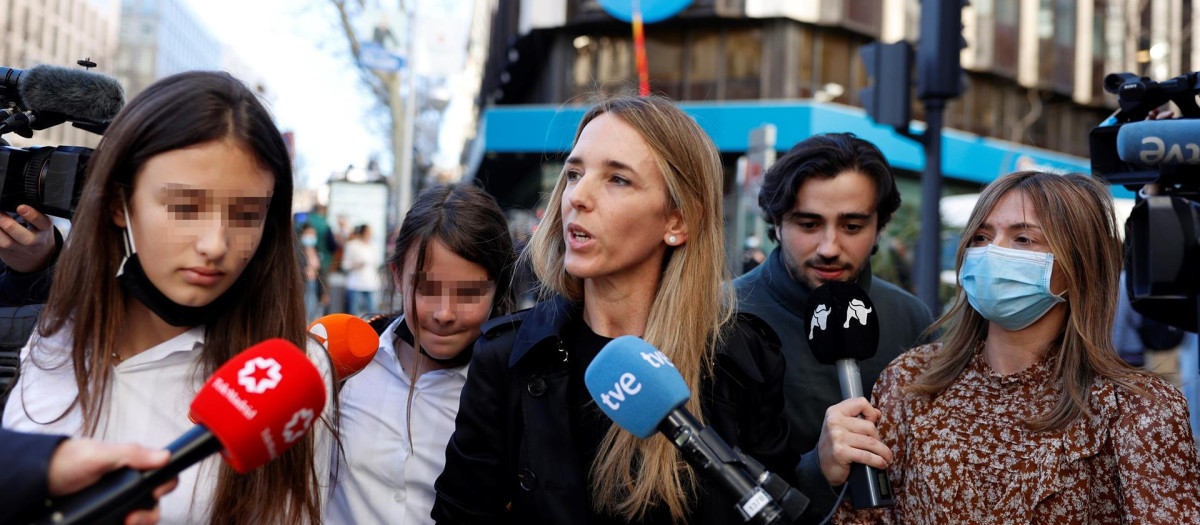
[1148,108,1176,120]
[816,397,893,486]
[0,204,57,273]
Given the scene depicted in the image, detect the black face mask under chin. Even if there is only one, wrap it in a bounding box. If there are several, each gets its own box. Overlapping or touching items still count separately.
[116,253,230,327]
[393,317,473,367]
[116,204,231,327]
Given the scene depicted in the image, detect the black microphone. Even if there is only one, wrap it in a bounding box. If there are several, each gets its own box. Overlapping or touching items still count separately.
[802,281,894,509]
[0,64,125,129]
[585,336,807,524]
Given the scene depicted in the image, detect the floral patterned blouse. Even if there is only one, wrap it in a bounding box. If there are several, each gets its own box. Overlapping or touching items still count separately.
[836,343,1200,524]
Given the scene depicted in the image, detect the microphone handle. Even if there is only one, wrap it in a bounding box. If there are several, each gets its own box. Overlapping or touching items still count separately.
[659,410,787,524]
[834,359,895,509]
[835,359,863,399]
[29,425,223,525]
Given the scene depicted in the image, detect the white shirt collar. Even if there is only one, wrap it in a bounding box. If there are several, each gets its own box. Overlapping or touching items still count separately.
[117,326,205,370]
[377,315,469,380]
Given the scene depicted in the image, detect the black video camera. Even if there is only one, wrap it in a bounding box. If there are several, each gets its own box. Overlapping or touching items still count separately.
[1090,72,1200,332]
[0,61,125,219]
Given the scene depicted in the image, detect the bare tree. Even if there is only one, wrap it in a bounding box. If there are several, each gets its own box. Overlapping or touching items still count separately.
[326,0,414,220]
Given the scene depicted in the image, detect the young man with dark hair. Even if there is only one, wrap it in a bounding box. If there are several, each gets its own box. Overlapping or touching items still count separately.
[735,133,934,520]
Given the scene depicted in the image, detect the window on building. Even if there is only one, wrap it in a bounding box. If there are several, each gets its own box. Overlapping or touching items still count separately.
[994,0,1019,74]
[596,35,633,91]
[1183,0,1193,74]
[687,31,721,100]
[572,36,597,97]
[725,28,762,100]
[646,30,684,99]
[1052,0,1075,91]
[816,31,853,103]
[796,27,815,98]
[843,0,882,36]
[1092,1,1107,101]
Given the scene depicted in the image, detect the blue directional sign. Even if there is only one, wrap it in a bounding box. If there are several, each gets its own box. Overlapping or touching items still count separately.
[596,0,694,23]
[359,41,406,73]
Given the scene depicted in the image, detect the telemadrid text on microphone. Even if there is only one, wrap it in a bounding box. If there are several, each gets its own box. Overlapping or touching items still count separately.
[584,336,805,524]
[23,339,327,525]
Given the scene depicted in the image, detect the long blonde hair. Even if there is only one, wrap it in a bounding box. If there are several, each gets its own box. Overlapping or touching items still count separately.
[909,171,1149,431]
[527,95,733,521]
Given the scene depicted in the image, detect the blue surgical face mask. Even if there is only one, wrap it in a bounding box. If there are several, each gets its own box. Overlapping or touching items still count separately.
[959,244,1066,331]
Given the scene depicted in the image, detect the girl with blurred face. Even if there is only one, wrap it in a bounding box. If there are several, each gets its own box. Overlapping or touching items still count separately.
[2,71,333,524]
[328,183,515,525]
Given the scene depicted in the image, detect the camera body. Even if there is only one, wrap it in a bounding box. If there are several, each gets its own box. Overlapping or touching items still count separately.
[1090,72,1200,331]
[0,145,91,219]
[1,63,119,220]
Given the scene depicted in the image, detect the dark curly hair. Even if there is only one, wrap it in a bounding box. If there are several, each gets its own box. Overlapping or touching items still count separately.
[758,132,902,241]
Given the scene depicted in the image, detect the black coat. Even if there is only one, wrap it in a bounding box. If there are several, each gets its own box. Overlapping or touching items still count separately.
[432,296,799,524]
[0,428,67,523]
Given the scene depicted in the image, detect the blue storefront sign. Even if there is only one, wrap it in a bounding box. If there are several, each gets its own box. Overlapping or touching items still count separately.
[480,100,1130,197]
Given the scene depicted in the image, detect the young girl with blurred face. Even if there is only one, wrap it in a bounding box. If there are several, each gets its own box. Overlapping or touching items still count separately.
[328,183,515,525]
[433,96,796,524]
[2,71,333,524]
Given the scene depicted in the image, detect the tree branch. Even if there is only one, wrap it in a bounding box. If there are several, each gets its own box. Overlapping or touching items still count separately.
[329,0,392,106]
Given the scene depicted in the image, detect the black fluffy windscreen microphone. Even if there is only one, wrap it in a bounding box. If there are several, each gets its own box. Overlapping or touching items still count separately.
[16,65,125,123]
[802,281,880,365]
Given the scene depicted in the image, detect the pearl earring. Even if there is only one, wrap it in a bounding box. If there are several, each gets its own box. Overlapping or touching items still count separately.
[668,235,678,244]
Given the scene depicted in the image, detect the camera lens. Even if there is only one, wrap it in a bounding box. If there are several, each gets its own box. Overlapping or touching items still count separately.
[0,145,91,219]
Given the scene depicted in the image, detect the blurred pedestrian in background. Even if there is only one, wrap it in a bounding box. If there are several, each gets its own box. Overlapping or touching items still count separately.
[342,224,381,317]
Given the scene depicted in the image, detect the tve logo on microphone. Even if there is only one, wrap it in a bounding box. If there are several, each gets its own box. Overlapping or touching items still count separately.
[585,336,691,439]
[598,372,643,410]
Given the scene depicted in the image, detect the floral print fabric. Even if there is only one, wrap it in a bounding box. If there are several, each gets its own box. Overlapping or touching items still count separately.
[837,344,1200,524]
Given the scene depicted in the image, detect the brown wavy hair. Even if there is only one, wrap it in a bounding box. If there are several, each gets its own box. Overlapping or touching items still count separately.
[33,71,327,524]
[527,95,733,522]
[908,171,1149,431]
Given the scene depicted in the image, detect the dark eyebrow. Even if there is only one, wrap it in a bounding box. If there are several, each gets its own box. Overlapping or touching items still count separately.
[232,195,273,207]
[563,157,640,176]
[160,184,204,199]
[784,211,874,221]
[978,221,1042,232]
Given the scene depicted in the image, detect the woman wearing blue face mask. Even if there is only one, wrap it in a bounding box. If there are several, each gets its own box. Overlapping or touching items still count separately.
[837,171,1200,524]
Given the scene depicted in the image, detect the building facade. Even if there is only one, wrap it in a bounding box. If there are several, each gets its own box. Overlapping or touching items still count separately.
[460,0,1194,277]
[113,0,221,99]
[0,0,122,148]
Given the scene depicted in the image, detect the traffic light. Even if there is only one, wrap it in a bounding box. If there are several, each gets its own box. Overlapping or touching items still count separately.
[917,0,969,99]
[859,41,913,129]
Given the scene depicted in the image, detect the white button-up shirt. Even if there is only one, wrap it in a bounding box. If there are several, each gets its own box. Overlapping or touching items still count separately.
[326,316,469,525]
[2,326,333,525]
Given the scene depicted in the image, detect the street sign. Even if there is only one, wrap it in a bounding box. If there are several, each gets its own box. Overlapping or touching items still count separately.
[596,0,694,23]
[359,41,406,73]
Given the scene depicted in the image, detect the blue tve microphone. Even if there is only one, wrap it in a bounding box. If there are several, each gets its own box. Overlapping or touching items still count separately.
[1116,119,1200,166]
[585,336,793,524]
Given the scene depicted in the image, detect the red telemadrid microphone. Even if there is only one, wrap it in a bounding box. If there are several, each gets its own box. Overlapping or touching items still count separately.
[308,314,379,380]
[24,339,327,525]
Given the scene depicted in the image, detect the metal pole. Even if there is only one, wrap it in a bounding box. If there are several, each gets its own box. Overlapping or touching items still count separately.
[916,99,945,314]
[396,5,417,219]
